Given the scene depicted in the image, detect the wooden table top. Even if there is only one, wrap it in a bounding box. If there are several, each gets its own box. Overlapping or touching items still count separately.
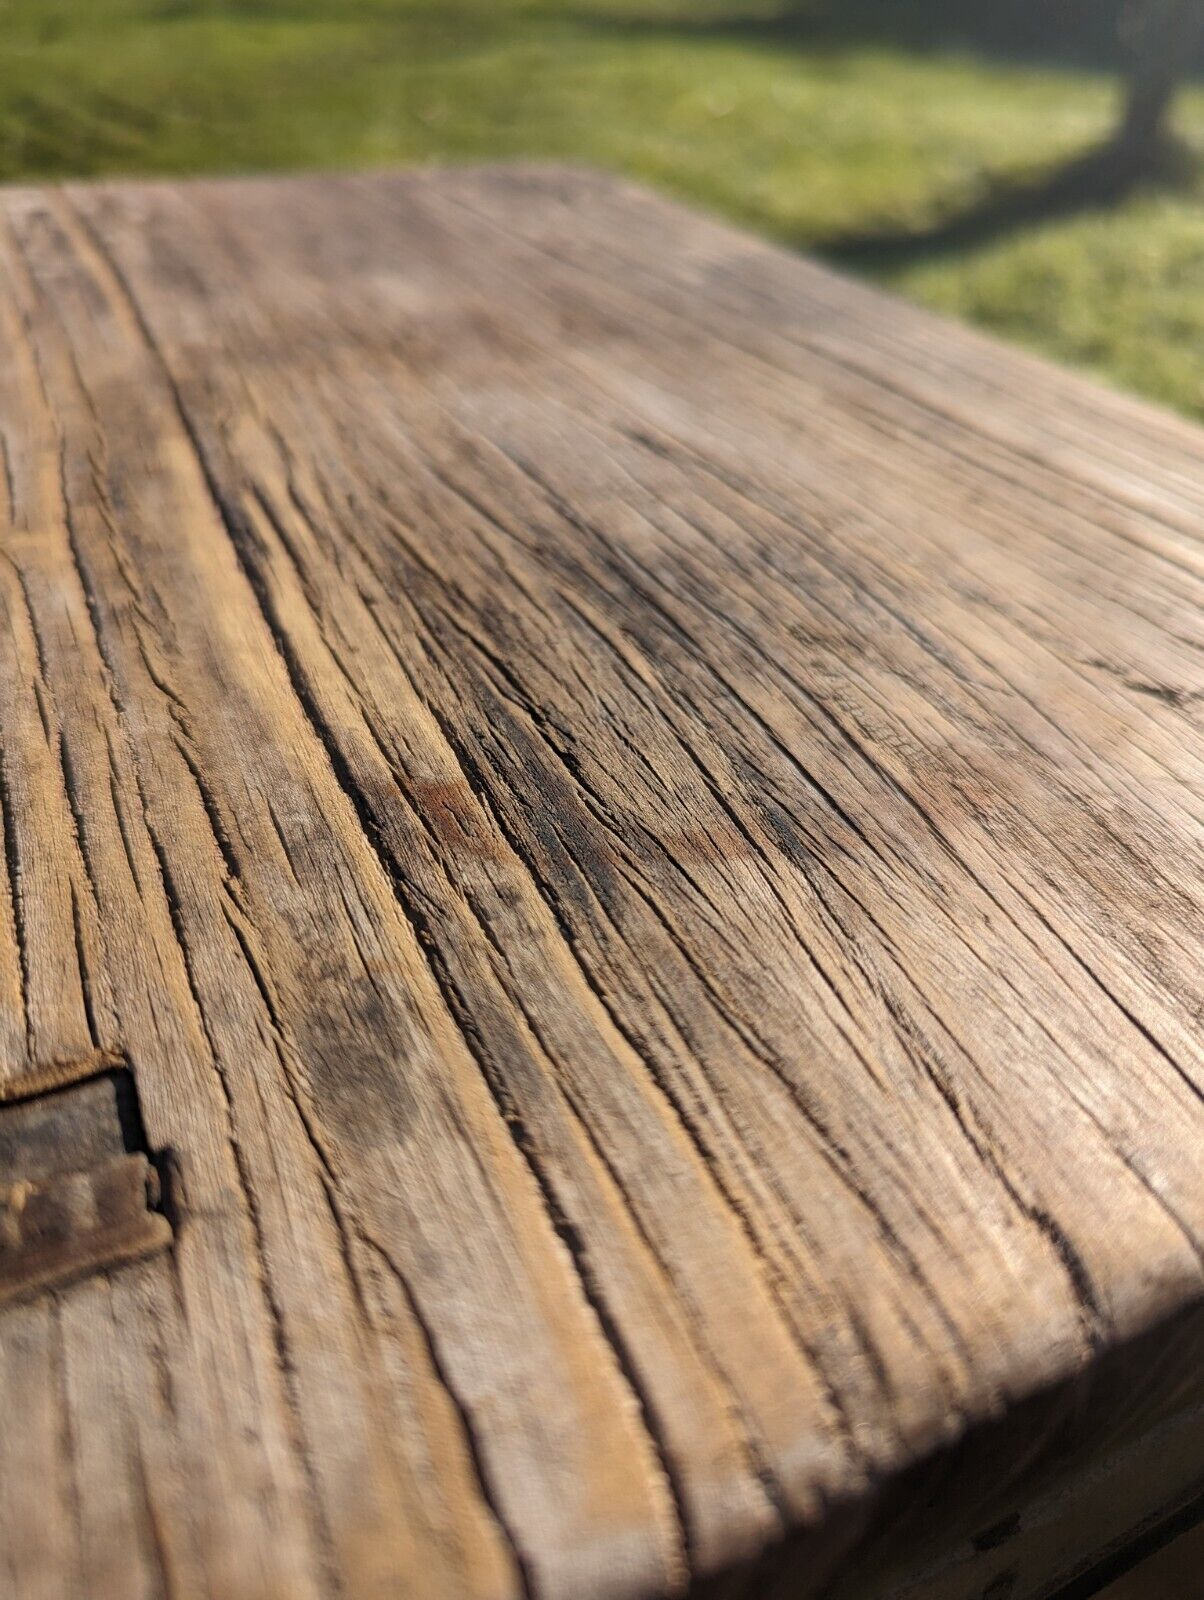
[1,167,1202,1600]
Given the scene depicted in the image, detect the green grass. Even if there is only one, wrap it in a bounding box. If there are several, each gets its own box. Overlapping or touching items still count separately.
[3,0,1204,418]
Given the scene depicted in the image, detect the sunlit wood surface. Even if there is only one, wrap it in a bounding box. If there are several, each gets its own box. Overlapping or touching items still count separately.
[1,168,1202,1600]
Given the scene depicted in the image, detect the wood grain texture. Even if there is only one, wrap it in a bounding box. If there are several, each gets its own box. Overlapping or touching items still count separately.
[0,165,1201,1600]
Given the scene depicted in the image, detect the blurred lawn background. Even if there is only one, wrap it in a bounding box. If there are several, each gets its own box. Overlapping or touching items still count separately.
[6,0,1204,417]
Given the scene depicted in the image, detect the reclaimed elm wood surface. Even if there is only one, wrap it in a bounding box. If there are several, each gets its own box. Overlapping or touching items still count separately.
[0,166,1202,1600]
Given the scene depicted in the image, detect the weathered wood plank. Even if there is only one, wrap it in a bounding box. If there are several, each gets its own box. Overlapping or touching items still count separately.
[0,166,1201,1599]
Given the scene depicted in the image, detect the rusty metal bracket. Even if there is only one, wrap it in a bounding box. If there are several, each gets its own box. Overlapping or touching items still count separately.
[0,1069,172,1309]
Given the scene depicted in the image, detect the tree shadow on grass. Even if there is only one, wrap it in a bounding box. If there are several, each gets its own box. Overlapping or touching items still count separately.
[580,0,1145,76]
[820,135,1199,270]
[578,2,1204,266]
